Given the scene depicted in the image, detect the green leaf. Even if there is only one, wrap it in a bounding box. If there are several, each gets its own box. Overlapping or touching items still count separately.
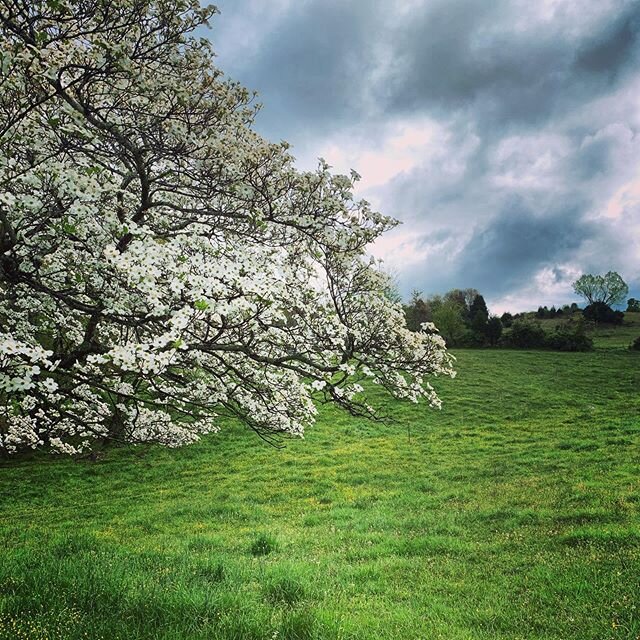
[194,300,209,311]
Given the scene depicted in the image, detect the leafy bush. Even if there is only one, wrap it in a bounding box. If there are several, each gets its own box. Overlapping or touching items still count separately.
[629,336,640,351]
[503,318,592,351]
[500,312,513,328]
[457,329,485,347]
[582,302,624,325]
[627,298,640,312]
[547,320,593,352]
[504,319,547,348]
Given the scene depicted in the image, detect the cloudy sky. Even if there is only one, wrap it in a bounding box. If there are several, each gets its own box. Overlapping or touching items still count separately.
[206,0,640,312]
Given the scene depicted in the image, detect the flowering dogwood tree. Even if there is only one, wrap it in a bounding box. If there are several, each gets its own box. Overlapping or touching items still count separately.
[0,0,454,454]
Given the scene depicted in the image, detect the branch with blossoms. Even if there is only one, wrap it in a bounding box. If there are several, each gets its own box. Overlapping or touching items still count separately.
[0,0,454,455]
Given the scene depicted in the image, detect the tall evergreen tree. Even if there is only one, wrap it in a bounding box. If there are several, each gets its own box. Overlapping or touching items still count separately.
[469,294,489,342]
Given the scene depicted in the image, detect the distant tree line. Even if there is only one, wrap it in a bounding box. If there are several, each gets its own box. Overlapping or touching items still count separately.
[403,289,594,351]
[403,288,503,347]
[402,271,639,352]
[535,304,579,319]
[403,271,640,351]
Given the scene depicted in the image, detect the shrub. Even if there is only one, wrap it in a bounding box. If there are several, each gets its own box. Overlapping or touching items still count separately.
[627,298,640,312]
[500,312,513,328]
[548,320,593,352]
[630,336,640,351]
[582,302,624,325]
[458,329,485,347]
[505,319,547,348]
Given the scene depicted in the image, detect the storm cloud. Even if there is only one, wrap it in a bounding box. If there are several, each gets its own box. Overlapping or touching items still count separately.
[210,0,640,311]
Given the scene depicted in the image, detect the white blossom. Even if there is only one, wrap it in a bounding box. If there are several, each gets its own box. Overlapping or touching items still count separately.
[0,0,454,454]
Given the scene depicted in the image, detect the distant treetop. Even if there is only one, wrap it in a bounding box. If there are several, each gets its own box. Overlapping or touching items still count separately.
[572,272,628,307]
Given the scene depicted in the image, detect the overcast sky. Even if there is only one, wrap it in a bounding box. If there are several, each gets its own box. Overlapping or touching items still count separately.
[206,0,640,312]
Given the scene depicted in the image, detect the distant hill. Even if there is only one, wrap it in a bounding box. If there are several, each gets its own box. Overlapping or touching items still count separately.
[531,311,640,350]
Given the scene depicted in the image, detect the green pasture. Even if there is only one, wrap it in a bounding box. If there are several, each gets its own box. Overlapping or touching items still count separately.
[1,326,639,639]
[538,310,640,349]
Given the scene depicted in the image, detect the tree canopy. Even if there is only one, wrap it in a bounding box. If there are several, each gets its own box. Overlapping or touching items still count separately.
[572,272,628,307]
[0,0,454,454]
[627,298,640,313]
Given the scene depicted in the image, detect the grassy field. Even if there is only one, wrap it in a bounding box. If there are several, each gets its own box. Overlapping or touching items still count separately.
[1,328,639,638]
[586,311,640,350]
[537,311,640,350]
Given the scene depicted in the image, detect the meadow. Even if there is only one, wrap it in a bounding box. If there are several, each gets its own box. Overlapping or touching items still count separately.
[1,320,639,639]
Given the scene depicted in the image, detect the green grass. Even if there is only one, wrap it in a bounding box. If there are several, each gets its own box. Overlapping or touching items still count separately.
[537,310,640,350]
[590,312,640,350]
[1,335,639,638]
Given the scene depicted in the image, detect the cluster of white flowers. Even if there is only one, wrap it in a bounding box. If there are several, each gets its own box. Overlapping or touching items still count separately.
[0,335,64,452]
[0,335,57,392]
[0,0,454,454]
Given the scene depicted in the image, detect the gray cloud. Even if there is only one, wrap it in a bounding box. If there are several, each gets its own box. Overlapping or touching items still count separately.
[386,1,568,122]
[209,0,640,310]
[382,1,640,139]
[574,3,640,77]
[451,203,594,296]
[215,0,640,134]
[213,0,386,139]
